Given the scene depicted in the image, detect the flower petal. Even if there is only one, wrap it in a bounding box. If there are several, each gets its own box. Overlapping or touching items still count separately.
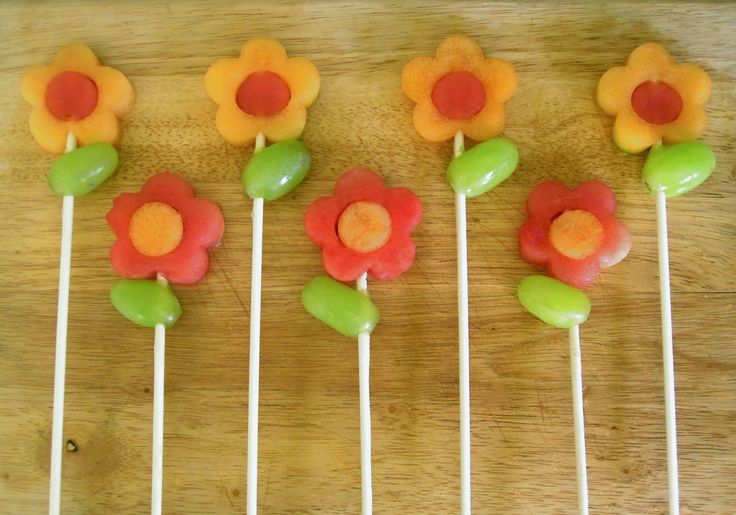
[627,42,674,70]
[106,192,145,234]
[436,35,484,65]
[71,108,121,146]
[369,234,416,281]
[322,245,372,282]
[461,101,506,141]
[519,217,551,265]
[526,181,572,219]
[158,243,210,285]
[141,172,194,200]
[262,104,307,141]
[401,56,438,104]
[380,187,423,234]
[29,108,69,153]
[21,65,56,107]
[666,63,711,105]
[109,239,157,280]
[177,198,225,248]
[547,252,600,289]
[596,65,637,115]
[334,168,385,200]
[612,109,661,154]
[204,57,247,107]
[526,180,616,222]
[478,58,517,104]
[53,43,100,68]
[660,102,707,144]
[215,106,265,146]
[412,101,460,142]
[89,65,135,116]
[277,57,320,107]
[305,196,343,248]
[597,216,631,268]
[571,180,617,219]
[240,37,288,68]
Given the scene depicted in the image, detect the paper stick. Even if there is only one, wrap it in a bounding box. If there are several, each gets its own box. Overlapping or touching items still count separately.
[49,132,77,515]
[454,131,471,515]
[151,274,167,515]
[357,272,372,514]
[656,190,680,515]
[569,324,589,515]
[247,131,266,514]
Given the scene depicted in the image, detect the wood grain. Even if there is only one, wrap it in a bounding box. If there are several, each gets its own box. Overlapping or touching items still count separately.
[0,1,734,513]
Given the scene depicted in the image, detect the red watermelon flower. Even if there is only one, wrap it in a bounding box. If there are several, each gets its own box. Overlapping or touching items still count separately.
[107,173,224,285]
[305,169,422,282]
[519,180,631,288]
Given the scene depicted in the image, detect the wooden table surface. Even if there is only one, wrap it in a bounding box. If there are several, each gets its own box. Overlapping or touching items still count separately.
[1,1,734,513]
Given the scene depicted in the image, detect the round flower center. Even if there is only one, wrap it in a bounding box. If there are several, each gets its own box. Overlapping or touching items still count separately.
[129,202,184,257]
[236,71,291,117]
[338,201,392,253]
[45,71,99,121]
[431,71,486,120]
[549,210,604,260]
[631,80,683,125]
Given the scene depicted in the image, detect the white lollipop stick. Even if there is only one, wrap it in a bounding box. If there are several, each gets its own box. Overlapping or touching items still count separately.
[49,132,77,515]
[357,272,373,515]
[453,131,471,515]
[569,324,589,515]
[151,274,167,515]
[247,131,266,514]
[656,190,679,515]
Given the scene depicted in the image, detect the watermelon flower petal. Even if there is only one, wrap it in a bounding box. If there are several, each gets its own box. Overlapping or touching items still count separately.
[305,168,422,282]
[107,173,224,285]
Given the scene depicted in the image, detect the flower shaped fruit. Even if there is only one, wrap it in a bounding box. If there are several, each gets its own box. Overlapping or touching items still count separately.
[107,173,225,285]
[519,180,631,288]
[305,169,422,282]
[21,43,135,154]
[401,35,517,142]
[597,42,711,154]
[204,37,320,146]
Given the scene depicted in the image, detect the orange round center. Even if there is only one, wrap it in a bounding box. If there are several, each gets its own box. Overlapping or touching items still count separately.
[631,80,683,125]
[431,71,486,120]
[129,202,184,257]
[45,71,99,121]
[549,210,604,260]
[236,71,291,117]
[338,201,392,253]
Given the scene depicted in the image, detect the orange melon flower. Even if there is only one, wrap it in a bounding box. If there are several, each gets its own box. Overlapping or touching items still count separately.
[401,35,517,142]
[597,43,711,154]
[204,37,320,146]
[20,43,135,154]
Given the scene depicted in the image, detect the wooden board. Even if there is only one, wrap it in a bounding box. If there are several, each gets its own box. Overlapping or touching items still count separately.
[1,1,734,513]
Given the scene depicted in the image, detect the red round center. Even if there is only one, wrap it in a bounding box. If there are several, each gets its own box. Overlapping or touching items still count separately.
[236,71,291,117]
[45,71,99,121]
[631,81,683,125]
[431,71,486,120]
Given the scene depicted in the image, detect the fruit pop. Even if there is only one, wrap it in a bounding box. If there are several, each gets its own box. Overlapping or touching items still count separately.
[597,43,716,515]
[107,173,224,515]
[20,43,135,515]
[401,35,518,514]
[302,169,422,515]
[518,179,631,514]
[204,37,319,514]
